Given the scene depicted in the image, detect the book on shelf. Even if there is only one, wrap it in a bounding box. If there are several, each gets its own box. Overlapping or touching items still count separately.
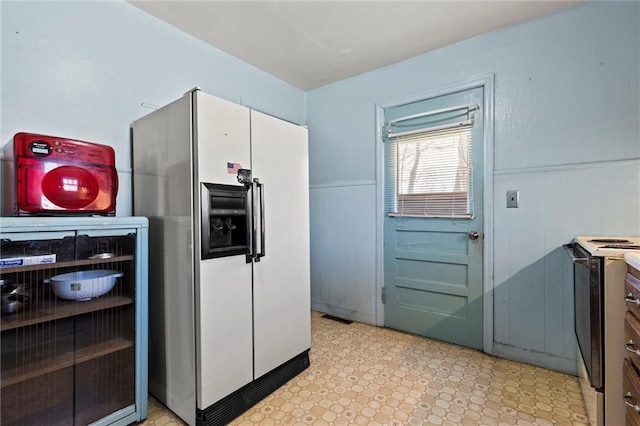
[0,253,57,268]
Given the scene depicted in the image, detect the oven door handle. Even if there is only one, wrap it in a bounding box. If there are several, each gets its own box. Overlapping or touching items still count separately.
[563,243,589,265]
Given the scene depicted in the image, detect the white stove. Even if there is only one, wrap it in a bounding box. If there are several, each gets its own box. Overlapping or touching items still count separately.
[569,235,640,426]
[575,236,640,257]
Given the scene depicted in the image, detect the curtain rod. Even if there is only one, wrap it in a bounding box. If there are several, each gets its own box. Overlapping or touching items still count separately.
[388,103,478,126]
[388,119,473,139]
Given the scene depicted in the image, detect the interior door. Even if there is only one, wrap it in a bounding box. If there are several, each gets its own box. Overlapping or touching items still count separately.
[383,87,484,350]
[250,110,311,379]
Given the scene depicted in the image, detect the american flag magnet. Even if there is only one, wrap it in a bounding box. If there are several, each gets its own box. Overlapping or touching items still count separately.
[227,162,242,174]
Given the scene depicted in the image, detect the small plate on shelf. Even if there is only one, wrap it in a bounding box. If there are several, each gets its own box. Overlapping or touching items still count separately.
[89,253,115,260]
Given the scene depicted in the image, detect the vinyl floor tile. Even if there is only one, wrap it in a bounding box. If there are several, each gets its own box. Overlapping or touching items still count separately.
[139,311,588,425]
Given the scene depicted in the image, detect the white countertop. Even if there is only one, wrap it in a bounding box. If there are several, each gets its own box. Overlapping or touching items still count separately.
[625,252,640,271]
[575,236,640,257]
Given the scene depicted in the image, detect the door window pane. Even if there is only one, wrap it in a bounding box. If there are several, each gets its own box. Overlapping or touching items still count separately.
[390,126,473,217]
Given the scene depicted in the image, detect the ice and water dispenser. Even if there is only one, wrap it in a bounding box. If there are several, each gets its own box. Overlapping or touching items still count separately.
[200,182,251,260]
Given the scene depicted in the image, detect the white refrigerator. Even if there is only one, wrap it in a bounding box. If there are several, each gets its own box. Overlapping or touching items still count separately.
[132,89,311,425]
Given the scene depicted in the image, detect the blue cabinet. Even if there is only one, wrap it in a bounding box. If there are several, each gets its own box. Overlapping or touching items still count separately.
[0,217,148,425]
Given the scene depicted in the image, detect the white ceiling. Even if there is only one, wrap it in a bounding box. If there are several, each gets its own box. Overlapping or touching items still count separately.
[128,0,581,91]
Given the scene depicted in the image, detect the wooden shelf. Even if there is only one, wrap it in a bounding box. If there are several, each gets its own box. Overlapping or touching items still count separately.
[0,255,134,275]
[1,337,134,388]
[0,295,134,332]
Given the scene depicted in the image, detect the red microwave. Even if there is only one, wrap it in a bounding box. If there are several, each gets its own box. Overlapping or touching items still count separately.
[10,132,118,215]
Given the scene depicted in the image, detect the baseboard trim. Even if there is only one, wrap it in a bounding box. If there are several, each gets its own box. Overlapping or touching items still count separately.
[492,342,577,376]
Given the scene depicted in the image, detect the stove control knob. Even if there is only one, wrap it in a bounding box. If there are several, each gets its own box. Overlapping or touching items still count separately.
[468,231,480,240]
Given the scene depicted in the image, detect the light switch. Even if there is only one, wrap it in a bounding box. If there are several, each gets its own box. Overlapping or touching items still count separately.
[507,190,519,208]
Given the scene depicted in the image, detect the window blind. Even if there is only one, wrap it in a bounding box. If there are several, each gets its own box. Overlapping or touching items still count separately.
[385,125,473,218]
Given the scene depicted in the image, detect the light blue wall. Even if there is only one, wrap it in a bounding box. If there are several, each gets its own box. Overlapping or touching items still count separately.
[307,1,640,372]
[0,0,306,216]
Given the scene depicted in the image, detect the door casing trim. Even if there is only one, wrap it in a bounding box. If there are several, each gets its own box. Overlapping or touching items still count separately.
[374,73,495,353]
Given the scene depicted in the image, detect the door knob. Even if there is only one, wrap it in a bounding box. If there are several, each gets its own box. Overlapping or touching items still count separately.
[468,231,480,240]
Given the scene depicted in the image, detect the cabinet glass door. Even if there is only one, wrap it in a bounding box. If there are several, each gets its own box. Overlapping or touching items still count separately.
[72,230,137,424]
[0,229,138,425]
[1,231,76,425]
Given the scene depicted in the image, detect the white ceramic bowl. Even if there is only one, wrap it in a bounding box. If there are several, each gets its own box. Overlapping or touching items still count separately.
[48,270,123,301]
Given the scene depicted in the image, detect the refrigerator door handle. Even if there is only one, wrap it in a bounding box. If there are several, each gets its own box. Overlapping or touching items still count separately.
[245,182,255,263]
[201,183,211,260]
[563,243,589,265]
[255,178,266,262]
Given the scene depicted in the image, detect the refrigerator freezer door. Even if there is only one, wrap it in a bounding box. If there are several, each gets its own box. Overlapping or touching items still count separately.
[197,256,253,408]
[194,91,254,409]
[250,110,311,379]
[194,90,251,185]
